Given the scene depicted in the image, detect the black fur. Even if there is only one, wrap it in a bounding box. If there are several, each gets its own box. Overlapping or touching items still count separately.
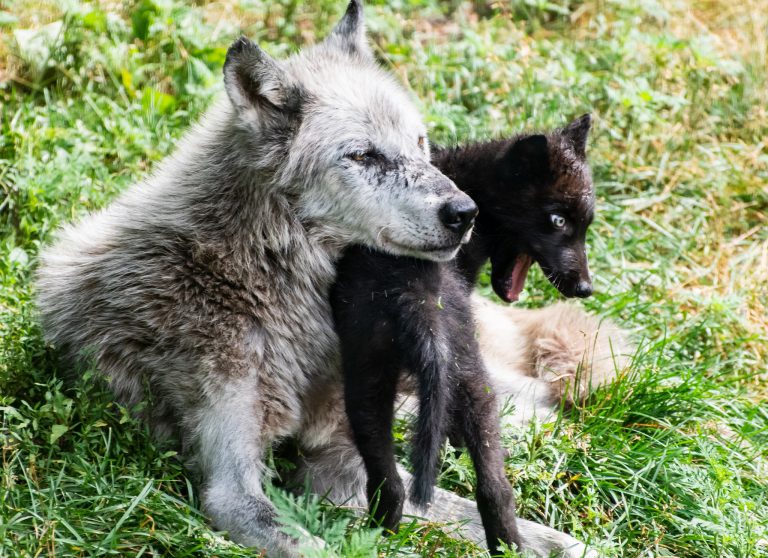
[331,250,518,552]
[330,116,594,553]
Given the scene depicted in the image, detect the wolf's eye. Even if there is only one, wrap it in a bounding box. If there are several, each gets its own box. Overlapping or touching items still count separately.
[550,214,566,229]
[348,150,378,163]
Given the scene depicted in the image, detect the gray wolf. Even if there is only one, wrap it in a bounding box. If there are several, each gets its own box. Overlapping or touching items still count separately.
[36,1,607,555]
[35,2,475,555]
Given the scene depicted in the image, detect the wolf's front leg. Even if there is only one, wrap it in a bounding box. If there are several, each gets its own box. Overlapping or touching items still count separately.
[402,472,597,558]
[184,378,301,557]
[297,413,597,557]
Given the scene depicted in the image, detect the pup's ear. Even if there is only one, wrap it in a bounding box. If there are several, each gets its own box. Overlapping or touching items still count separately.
[323,0,373,59]
[223,37,303,115]
[503,134,550,179]
[563,113,591,158]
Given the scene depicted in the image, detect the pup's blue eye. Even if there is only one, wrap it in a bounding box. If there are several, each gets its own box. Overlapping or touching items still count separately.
[550,214,566,229]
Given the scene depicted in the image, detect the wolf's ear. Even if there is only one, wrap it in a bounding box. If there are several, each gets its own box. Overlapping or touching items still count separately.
[223,37,303,115]
[563,113,591,158]
[324,0,373,59]
[503,134,550,178]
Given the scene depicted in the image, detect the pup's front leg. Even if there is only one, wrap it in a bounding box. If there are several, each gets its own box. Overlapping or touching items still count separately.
[453,369,521,554]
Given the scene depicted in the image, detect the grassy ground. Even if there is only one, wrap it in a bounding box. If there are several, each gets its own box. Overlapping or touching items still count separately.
[1,0,767,556]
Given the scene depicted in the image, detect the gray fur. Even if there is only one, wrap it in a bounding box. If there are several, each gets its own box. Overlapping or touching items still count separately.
[473,294,632,427]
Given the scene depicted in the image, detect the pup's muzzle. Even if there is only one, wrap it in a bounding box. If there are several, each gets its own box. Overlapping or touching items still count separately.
[573,279,593,298]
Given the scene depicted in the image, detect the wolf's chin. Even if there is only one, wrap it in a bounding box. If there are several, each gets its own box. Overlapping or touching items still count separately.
[416,245,462,262]
[378,236,462,262]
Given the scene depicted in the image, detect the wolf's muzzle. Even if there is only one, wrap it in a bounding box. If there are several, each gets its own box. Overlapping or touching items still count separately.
[439,197,478,236]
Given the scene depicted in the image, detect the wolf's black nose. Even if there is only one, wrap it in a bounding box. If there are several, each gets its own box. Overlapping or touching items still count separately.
[439,198,478,235]
[574,280,593,298]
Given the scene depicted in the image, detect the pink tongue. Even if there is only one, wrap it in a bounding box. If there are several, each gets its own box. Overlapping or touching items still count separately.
[506,254,533,302]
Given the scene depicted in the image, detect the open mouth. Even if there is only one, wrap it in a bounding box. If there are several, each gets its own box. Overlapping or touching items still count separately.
[495,253,533,302]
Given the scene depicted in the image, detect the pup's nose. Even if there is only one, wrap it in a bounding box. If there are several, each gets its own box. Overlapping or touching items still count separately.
[439,198,478,235]
[574,280,593,298]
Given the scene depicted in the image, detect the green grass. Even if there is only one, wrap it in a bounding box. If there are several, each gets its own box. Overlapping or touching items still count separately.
[1,0,767,556]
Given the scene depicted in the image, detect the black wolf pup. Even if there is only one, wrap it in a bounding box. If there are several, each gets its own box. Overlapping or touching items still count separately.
[331,115,594,553]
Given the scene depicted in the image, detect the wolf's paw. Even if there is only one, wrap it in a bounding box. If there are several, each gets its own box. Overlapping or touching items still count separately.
[516,517,599,558]
[295,526,326,556]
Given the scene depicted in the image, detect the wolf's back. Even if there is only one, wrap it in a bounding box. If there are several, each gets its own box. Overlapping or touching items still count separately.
[35,107,224,409]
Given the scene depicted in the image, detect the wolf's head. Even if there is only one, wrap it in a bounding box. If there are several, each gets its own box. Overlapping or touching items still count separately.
[222,1,475,262]
[483,115,595,301]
